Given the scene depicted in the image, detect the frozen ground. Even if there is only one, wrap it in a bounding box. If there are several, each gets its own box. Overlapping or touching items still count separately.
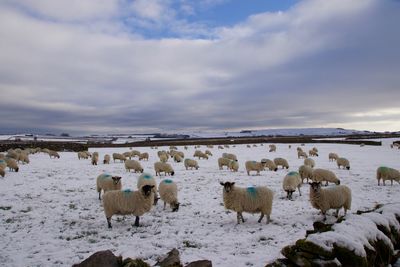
[0,139,399,266]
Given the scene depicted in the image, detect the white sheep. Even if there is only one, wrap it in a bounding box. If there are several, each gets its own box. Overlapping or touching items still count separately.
[173,154,183,163]
[328,153,339,162]
[376,166,400,186]
[274,158,289,169]
[125,159,144,173]
[96,173,122,200]
[220,182,274,224]
[222,153,237,161]
[0,159,6,177]
[304,158,315,168]
[337,157,350,170]
[154,162,175,176]
[6,150,18,159]
[261,159,278,172]
[159,179,179,211]
[311,168,340,186]
[17,152,30,164]
[245,161,265,176]
[269,144,276,152]
[5,158,19,172]
[282,171,302,200]
[103,154,110,164]
[297,147,303,152]
[78,151,89,160]
[218,157,231,170]
[298,151,308,159]
[91,152,99,165]
[309,182,352,220]
[112,153,126,162]
[229,160,239,172]
[123,151,133,159]
[102,185,154,228]
[246,145,251,148]
[193,150,208,160]
[309,150,318,157]
[205,150,213,156]
[159,153,168,163]
[131,150,141,158]
[299,165,313,183]
[137,173,159,205]
[139,152,149,161]
[184,158,199,170]
[49,150,60,159]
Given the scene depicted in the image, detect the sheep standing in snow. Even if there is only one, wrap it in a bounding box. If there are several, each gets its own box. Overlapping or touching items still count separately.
[299,165,313,183]
[91,152,99,165]
[298,151,308,159]
[328,153,339,162]
[130,150,141,158]
[245,161,265,175]
[376,166,400,186]
[78,151,89,160]
[159,153,168,163]
[229,160,239,172]
[103,154,110,164]
[154,162,175,176]
[309,150,318,157]
[193,150,208,160]
[18,153,30,164]
[274,158,289,169]
[173,154,183,163]
[220,182,274,224]
[5,158,19,172]
[184,158,199,170]
[139,152,149,161]
[96,174,122,200]
[49,150,60,159]
[337,157,350,170]
[137,173,159,205]
[222,153,238,161]
[102,185,154,228]
[304,158,315,168]
[269,144,276,152]
[159,179,179,211]
[218,157,231,170]
[112,153,126,163]
[261,159,278,171]
[309,182,352,220]
[205,150,213,156]
[123,151,133,160]
[125,159,143,173]
[312,168,340,186]
[283,171,302,200]
[0,159,6,177]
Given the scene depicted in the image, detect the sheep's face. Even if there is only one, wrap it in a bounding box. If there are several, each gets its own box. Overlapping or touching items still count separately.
[309,182,321,193]
[172,202,180,212]
[220,182,235,193]
[141,185,155,197]
[112,176,121,184]
[346,166,350,170]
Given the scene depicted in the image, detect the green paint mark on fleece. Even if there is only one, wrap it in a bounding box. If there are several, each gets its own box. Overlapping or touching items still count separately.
[288,171,299,176]
[123,189,133,195]
[247,187,257,197]
[164,179,173,184]
[0,160,5,164]
[100,173,111,179]
[379,166,389,172]
[143,174,152,179]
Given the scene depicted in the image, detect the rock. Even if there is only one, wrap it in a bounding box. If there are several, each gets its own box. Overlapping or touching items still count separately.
[185,260,212,267]
[295,239,334,259]
[72,250,122,267]
[156,248,182,267]
[122,257,150,267]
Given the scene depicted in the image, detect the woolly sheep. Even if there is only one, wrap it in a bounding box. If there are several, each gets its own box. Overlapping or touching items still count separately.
[96,174,122,200]
[245,161,265,176]
[0,167,4,177]
[139,152,149,161]
[173,154,183,163]
[205,150,213,156]
[48,150,60,159]
[229,160,239,172]
[269,144,276,152]
[274,157,289,169]
[184,158,199,170]
[222,153,237,161]
[299,165,313,183]
[131,150,141,158]
[376,166,400,186]
[312,147,318,153]
[6,150,18,160]
[41,148,51,154]
[103,154,110,164]
[297,147,303,152]
[0,159,6,177]
[218,157,231,170]
[159,179,179,211]
[311,168,340,186]
[309,182,351,220]
[0,153,5,160]
[261,159,278,171]
[137,173,159,205]
[297,151,308,159]
[123,151,133,159]
[309,150,318,157]
[18,152,30,164]
[91,152,99,165]
[337,157,350,170]
[102,185,154,228]
[78,151,89,160]
[124,159,143,173]
[193,150,208,160]
[112,153,126,163]
[282,171,302,200]
[304,158,315,168]
[207,145,214,148]
[246,145,251,148]
[159,153,168,162]
[5,158,19,172]
[154,162,175,176]
[157,150,168,157]
[220,182,273,224]
[169,146,178,150]
[328,153,339,162]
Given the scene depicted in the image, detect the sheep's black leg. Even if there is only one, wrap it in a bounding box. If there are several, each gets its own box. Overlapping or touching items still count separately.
[163,201,166,210]
[266,214,270,224]
[258,213,264,223]
[240,213,245,222]
[237,213,241,224]
[107,217,112,228]
[134,216,140,227]
[98,191,101,200]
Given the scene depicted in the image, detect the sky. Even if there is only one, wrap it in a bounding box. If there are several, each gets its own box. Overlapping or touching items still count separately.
[0,0,399,135]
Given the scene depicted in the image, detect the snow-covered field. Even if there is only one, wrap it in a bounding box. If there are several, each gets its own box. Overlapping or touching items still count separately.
[1,139,399,267]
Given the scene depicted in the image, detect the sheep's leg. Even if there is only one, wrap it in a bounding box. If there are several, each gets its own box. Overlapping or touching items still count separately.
[298,186,302,196]
[378,179,380,186]
[240,213,245,223]
[383,180,386,186]
[258,213,264,223]
[391,180,393,186]
[325,181,328,186]
[163,201,166,210]
[107,217,112,228]
[134,216,140,227]
[266,214,270,224]
[335,209,339,218]
[236,213,241,224]
[98,191,101,200]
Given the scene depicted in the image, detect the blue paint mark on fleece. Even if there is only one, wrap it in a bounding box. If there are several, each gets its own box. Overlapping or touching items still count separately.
[143,174,152,179]
[123,189,133,196]
[164,179,173,184]
[247,187,257,197]
[288,171,298,176]
[0,160,4,164]
[100,173,111,179]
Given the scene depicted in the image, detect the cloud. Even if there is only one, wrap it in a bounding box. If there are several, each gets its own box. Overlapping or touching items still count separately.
[0,0,399,134]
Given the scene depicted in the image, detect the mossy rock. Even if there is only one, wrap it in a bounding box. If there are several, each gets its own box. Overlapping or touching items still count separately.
[306,222,333,236]
[308,258,340,267]
[122,258,150,267]
[264,258,293,267]
[281,245,312,267]
[369,239,394,266]
[333,244,368,267]
[295,239,334,259]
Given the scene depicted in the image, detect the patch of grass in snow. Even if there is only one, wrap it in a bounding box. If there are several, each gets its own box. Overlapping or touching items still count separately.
[183,240,201,248]
[0,206,12,210]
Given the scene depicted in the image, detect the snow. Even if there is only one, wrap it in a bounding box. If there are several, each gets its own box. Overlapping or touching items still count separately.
[1,139,400,266]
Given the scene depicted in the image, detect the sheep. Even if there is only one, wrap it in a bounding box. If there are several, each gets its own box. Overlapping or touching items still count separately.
[112,153,126,163]
[261,159,278,171]
[298,151,308,159]
[123,159,142,173]
[299,165,313,183]
[245,161,265,176]
[17,152,30,164]
[376,166,400,186]
[288,145,292,149]
[274,158,289,169]
[169,146,178,150]
[159,153,168,162]
[220,182,273,224]
[224,144,230,148]
[173,154,183,163]
[337,157,350,170]
[103,154,110,164]
[159,179,179,211]
[304,158,315,168]
[205,150,213,156]
[218,145,224,149]
[0,159,6,177]
[246,145,251,148]
[154,162,175,176]
[184,158,199,170]
[218,157,232,170]
[5,158,19,172]
[96,174,122,200]
[311,168,340,186]
[193,150,208,160]
[269,144,276,152]
[0,167,4,177]
[283,171,302,200]
[131,150,141,158]
[49,150,60,159]
[139,152,149,161]
[78,151,89,160]
[102,185,154,228]
[137,173,159,205]
[123,151,133,159]
[157,150,168,157]
[207,145,214,148]
[222,153,237,161]
[91,152,99,165]
[41,148,51,154]
[309,150,318,157]
[297,147,303,152]
[309,182,351,220]
[228,160,239,172]
[312,147,318,153]
[328,153,339,162]
[6,150,18,160]
[0,153,5,160]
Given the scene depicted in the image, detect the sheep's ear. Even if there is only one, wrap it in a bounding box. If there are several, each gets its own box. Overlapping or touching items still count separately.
[231,182,235,186]
[220,182,225,186]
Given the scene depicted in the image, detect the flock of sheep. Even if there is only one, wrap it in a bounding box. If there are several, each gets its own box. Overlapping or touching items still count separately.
[1,142,400,229]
